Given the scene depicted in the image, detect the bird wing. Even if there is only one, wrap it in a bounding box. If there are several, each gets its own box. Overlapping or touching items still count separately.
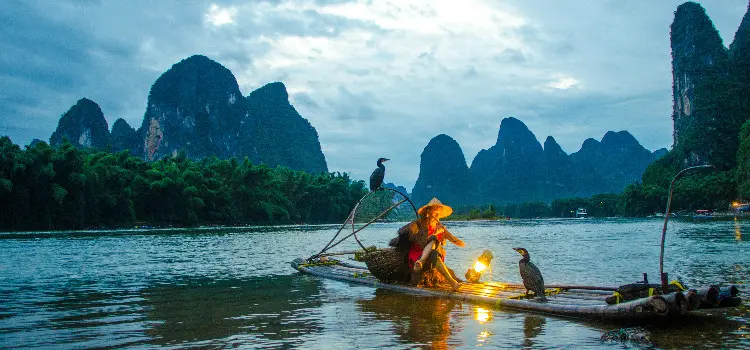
[527,261,545,287]
[369,168,384,190]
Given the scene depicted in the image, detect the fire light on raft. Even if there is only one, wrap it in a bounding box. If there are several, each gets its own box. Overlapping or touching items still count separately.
[465,250,494,283]
[474,261,487,273]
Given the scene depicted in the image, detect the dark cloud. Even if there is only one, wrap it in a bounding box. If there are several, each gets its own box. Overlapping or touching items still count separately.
[0,3,90,90]
[331,86,377,121]
[0,0,746,189]
[290,92,319,110]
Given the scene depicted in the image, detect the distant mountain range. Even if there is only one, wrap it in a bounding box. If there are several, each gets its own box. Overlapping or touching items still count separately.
[411,117,667,206]
[48,55,327,174]
[412,0,750,208]
[44,56,670,207]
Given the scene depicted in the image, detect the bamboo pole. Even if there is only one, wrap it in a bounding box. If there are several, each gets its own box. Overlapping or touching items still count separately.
[684,289,700,311]
[659,165,713,289]
[294,261,742,320]
[719,297,743,307]
[720,285,740,298]
[662,292,687,314]
[696,285,721,308]
[293,261,671,320]
[486,282,617,292]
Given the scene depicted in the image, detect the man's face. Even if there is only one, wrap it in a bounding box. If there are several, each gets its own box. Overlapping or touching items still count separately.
[426,211,437,221]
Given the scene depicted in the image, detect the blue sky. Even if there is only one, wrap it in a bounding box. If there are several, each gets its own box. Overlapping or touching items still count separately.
[0,0,747,189]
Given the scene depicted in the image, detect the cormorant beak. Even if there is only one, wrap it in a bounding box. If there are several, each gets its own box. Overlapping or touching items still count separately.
[512,248,522,254]
[384,158,390,162]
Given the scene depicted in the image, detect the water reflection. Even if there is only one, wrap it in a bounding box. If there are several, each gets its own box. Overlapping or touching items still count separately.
[357,289,463,349]
[735,218,742,241]
[474,306,491,324]
[641,309,749,348]
[522,315,546,348]
[1,219,747,348]
[141,275,324,347]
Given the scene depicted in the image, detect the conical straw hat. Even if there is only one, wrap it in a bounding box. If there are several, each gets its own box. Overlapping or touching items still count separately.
[417,197,453,219]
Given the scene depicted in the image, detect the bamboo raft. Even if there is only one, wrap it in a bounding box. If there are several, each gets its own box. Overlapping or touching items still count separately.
[297,184,743,322]
[291,258,742,322]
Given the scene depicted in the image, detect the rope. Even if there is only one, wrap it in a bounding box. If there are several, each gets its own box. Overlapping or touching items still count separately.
[670,280,687,291]
[610,288,655,304]
[613,291,624,304]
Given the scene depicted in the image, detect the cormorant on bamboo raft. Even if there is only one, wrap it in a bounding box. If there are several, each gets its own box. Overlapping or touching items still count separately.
[369,157,389,192]
[513,247,547,301]
[299,170,742,322]
[291,258,742,322]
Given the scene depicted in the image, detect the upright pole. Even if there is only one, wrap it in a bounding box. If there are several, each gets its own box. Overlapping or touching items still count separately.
[660,165,713,289]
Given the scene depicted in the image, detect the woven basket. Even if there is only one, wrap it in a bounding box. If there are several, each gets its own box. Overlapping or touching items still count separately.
[359,248,410,283]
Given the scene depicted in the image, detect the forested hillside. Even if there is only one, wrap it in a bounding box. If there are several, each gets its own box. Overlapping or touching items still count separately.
[0,137,364,230]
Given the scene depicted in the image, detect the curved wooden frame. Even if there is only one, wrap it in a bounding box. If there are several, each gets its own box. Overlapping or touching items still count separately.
[310,188,418,260]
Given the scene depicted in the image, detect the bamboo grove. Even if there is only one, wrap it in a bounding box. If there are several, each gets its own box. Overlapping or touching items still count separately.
[0,137,367,230]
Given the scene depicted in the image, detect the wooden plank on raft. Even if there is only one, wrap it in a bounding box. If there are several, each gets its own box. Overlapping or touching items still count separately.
[313,264,621,307]
[292,259,674,321]
[310,264,613,305]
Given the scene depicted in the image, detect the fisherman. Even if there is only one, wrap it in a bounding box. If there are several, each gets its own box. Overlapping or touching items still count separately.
[392,197,465,290]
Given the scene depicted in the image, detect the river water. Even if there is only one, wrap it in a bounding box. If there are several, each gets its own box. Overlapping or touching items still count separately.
[0,218,747,349]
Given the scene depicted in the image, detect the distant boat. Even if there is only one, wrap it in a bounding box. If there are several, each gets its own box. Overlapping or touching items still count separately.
[575,208,588,218]
[691,209,713,220]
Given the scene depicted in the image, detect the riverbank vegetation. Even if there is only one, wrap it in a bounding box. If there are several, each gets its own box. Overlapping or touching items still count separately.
[0,137,366,231]
[4,116,750,229]
[454,193,621,219]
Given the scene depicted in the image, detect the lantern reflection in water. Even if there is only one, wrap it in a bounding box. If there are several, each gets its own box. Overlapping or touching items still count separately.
[477,330,494,345]
[474,306,492,324]
[735,218,742,241]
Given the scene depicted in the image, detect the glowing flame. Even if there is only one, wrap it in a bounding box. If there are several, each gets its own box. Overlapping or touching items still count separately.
[474,261,487,273]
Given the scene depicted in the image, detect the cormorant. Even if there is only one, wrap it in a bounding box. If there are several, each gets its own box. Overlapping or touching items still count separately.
[513,248,547,301]
[369,158,389,192]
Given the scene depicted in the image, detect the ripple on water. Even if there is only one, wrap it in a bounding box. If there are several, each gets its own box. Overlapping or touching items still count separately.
[0,219,747,348]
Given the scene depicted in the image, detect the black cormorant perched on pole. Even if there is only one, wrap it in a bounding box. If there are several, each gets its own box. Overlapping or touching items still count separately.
[513,248,547,301]
[369,158,389,192]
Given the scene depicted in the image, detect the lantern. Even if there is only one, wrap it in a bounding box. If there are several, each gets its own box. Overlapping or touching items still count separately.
[465,250,494,283]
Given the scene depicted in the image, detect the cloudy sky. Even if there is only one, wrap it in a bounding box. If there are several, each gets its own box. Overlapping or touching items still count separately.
[1,0,747,189]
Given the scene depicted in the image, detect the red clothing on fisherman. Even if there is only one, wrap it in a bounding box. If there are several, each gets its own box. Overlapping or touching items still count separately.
[408,223,444,267]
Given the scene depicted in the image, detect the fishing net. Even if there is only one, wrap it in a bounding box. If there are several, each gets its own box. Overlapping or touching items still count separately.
[349,189,417,231]
[312,188,418,282]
